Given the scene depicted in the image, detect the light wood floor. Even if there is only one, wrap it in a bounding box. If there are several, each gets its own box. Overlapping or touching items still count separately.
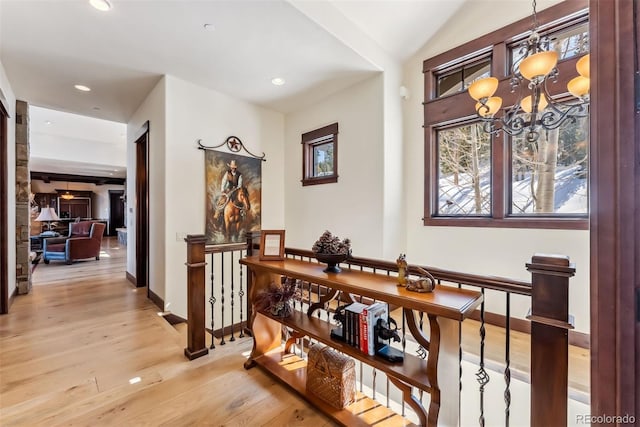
[1,238,589,426]
[0,237,334,427]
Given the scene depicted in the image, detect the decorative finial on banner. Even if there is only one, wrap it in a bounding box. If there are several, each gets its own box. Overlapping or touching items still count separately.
[197,136,266,161]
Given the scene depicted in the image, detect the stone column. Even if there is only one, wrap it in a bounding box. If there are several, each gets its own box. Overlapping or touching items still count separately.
[15,100,31,294]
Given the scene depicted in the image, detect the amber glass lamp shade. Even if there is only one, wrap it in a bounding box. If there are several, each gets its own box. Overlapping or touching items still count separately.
[475,97,502,118]
[468,77,499,101]
[576,54,590,78]
[519,51,558,82]
[567,76,590,98]
[520,94,548,113]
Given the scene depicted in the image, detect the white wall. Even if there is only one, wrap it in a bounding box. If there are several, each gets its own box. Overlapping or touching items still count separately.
[164,75,285,316]
[0,60,17,305]
[287,0,406,260]
[31,180,124,220]
[128,75,285,317]
[284,74,385,258]
[127,77,167,301]
[30,134,125,168]
[401,0,589,333]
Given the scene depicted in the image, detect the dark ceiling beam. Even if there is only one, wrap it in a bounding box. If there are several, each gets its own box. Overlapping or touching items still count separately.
[30,171,125,186]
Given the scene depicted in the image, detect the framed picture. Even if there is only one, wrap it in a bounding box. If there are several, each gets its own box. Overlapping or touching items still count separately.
[260,230,285,261]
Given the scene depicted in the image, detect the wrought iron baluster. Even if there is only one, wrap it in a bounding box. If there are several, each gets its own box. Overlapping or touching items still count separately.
[238,249,245,338]
[403,385,407,417]
[386,377,390,408]
[505,292,511,427]
[209,253,216,349]
[372,368,377,400]
[220,252,226,345]
[316,282,321,318]
[476,289,489,427]
[458,283,463,423]
[402,309,406,354]
[416,311,427,358]
[229,251,235,342]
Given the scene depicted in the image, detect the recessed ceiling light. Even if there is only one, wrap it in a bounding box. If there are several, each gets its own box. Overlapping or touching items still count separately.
[45,120,52,125]
[89,0,112,11]
[203,23,215,31]
[271,77,285,86]
[75,84,91,92]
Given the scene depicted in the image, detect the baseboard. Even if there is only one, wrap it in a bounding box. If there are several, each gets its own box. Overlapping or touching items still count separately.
[148,289,164,311]
[126,271,136,285]
[8,286,18,309]
[162,312,186,325]
[207,321,248,339]
[568,330,590,349]
[469,310,590,349]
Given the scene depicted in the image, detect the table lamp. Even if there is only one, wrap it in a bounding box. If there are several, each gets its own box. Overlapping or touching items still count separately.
[36,207,60,231]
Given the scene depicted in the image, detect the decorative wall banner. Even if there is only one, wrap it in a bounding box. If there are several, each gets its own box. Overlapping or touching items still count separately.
[205,150,262,244]
[199,136,265,244]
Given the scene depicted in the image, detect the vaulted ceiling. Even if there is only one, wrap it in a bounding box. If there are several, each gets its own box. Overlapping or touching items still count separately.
[0,0,466,123]
[1,0,472,179]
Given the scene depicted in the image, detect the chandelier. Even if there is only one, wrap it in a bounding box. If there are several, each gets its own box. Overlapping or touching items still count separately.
[61,182,74,200]
[467,0,590,143]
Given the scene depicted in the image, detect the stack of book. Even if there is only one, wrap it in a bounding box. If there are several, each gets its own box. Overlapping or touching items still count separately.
[337,302,388,356]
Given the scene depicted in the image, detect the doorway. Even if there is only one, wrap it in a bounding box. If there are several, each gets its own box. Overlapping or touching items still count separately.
[0,101,8,314]
[134,122,149,292]
[108,190,125,236]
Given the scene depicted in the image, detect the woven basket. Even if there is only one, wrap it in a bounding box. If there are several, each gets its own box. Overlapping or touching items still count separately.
[306,344,356,409]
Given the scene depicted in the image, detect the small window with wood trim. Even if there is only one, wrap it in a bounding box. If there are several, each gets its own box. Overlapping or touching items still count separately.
[301,123,338,186]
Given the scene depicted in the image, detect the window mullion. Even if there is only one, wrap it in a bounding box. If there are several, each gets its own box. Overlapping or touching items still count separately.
[492,42,508,78]
[492,134,506,220]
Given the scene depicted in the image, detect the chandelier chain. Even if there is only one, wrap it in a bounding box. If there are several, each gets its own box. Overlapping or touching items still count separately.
[531,0,539,31]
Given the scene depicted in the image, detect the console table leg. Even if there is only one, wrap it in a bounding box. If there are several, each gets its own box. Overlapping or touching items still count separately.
[428,315,460,427]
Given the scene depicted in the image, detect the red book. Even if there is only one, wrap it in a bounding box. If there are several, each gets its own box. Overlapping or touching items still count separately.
[360,309,368,353]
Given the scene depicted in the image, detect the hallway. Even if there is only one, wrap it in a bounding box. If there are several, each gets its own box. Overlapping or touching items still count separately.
[0,237,332,426]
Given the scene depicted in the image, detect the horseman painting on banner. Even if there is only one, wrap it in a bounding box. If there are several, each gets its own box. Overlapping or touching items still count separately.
[205,150,261,244]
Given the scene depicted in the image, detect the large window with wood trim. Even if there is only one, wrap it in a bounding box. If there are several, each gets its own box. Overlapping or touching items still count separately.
[423,2,589,229]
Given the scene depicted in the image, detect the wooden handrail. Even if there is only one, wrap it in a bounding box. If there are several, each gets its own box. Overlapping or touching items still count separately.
[204,242,247,254]
[284,247,532,296]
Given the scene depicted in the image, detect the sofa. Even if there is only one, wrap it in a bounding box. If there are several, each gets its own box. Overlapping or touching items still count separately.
[43,221,106,264]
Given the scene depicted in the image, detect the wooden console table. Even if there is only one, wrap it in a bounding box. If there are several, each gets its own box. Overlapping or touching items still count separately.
[240,256,483,426]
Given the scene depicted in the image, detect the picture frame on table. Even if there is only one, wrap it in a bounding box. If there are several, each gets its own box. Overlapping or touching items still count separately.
[259,230,285,261]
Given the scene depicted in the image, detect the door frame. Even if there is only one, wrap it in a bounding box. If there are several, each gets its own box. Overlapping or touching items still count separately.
[589,0,639,418]
[0,100,8,314]
[133,122,149,292]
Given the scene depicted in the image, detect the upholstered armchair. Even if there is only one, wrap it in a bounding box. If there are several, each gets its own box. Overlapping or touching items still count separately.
[43,222,106,265]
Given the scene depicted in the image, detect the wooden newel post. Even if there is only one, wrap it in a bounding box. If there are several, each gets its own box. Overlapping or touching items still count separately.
[526,254,575,427]
[184,234,209,360]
